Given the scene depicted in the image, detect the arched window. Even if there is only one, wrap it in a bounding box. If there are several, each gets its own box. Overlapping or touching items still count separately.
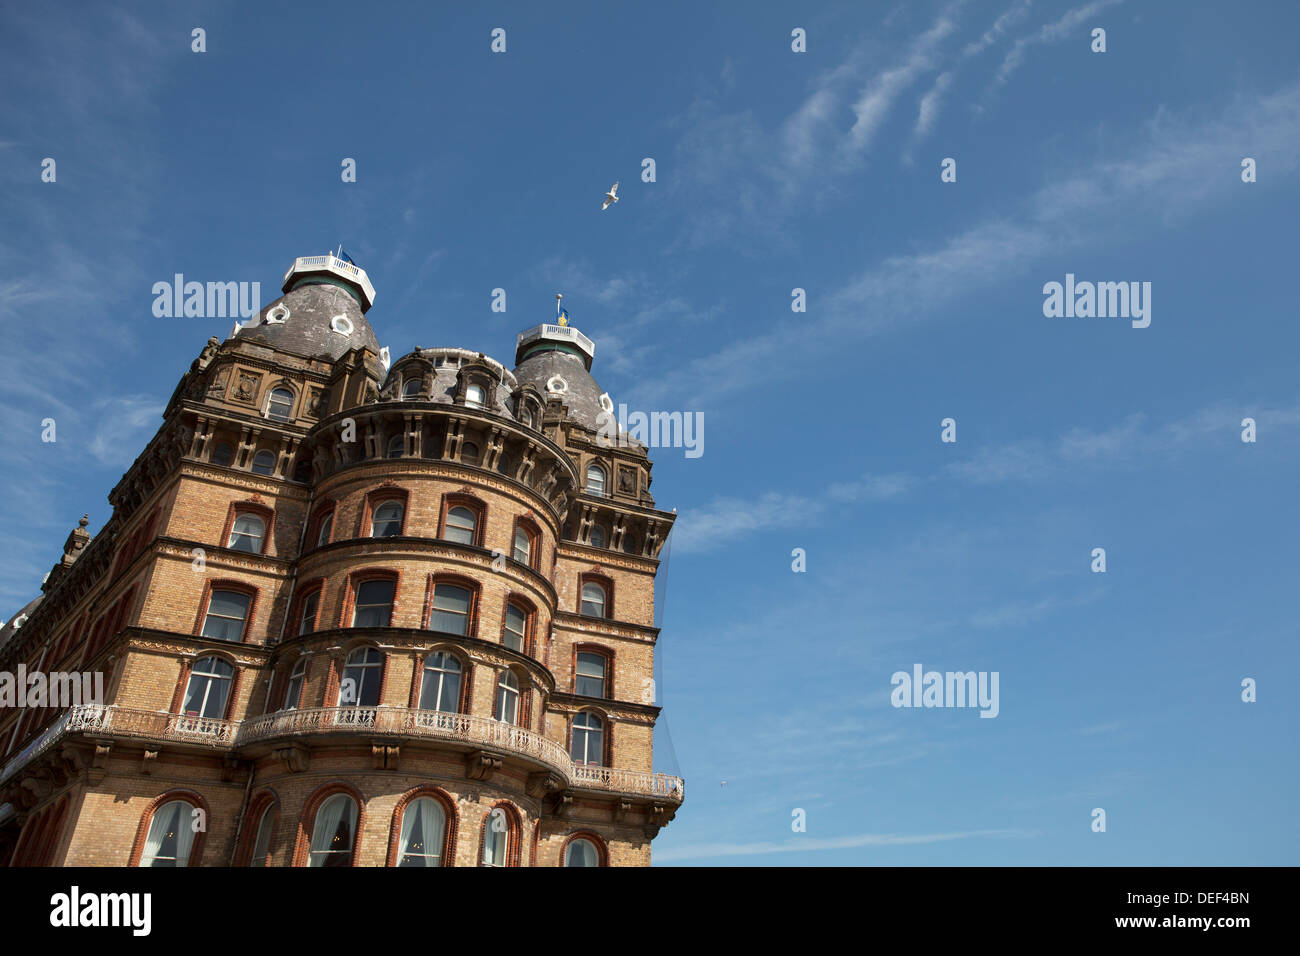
[576,652,607,698]
[522,406,536,429]
[622,533,638,555]
[139,800,198,867]
[462,442,480,465]
[401,379,422,401]
[589,524,607,549]
[316,512,333,548]
[283,658,307,709]
[251,449,276,476]
[465,384,485,409]
[307,793,358,867]
[292,458,312,483]
[512,525,533,566]
[495,670,520,724]
[503,603,527,653]
[386,435,404,459]
[371,500,405,537]
[580,581,607,618]
[564,838,601,867]
[429,583,472,635]
[227,513,266,554]
[571,712,604,766]
[340,647,383,707]
[352,580,395,627]
[182,656,234,718]
[443,505,477,546]
[248,803,276,867]
[418,652,462,712]
[396,796,447,867]
[297,589,320,636]
[266,387,294,422]
[497,453,511,477]
[586,464,606,497]
[211,442,234,467]
[201,589,252,642]
[481,807,515,867]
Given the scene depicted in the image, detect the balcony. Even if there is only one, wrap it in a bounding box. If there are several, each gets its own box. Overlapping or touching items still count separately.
[237,706,574,782]
[282,254,376,311]
[0,704,684,804]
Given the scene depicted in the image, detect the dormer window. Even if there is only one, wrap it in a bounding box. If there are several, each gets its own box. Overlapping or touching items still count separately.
[251,450,276,476]
[466,384,485,409]
[266,387,294,422]
[402,379,422,400]
[586,464,607,497]
[330,315,354,336]
[266,305,290,324]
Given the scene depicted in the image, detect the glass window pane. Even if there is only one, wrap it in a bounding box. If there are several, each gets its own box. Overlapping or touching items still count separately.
[445,506,476,545]
[430,585,471,635]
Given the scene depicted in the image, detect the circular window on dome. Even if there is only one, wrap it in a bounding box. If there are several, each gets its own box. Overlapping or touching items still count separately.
[266,305,290,324]
[330,314,354,336]
[546,375,568,396]
[598,392,614,414]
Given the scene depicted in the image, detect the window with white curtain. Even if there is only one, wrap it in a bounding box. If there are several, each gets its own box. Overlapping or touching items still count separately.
[482,808,510,867]
[227,513,266,553]
[397,797,447,867]
[307,794,357,867]
[248,804,275,867]
[565,838,600,867]
[139,800,197,867]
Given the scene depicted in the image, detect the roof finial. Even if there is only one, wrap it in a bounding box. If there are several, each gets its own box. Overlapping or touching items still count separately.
[556,293,569,327]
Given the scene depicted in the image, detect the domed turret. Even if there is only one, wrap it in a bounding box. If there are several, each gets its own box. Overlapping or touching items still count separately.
[234,254,382,361]
[512,315,612,433]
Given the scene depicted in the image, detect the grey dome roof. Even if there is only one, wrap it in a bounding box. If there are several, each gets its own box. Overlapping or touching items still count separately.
[383,348,518,419]
[513,349,610,432]
[236,282,381,361]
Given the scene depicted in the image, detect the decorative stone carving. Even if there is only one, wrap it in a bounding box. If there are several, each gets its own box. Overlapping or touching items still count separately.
[465,750,502,782]
[234,371,261,403]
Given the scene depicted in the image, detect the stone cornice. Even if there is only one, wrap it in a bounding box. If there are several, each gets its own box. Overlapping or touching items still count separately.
[552,612,659,643]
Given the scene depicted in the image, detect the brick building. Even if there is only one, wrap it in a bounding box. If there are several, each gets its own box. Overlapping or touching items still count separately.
[0,253,682,867]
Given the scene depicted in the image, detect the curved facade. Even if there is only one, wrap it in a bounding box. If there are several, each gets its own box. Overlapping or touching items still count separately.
[0,254,681,867]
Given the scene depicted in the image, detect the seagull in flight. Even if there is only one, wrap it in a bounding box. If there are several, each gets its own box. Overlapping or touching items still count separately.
[602,181,620,211]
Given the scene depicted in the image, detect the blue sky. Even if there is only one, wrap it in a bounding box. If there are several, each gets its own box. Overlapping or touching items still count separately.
[2,0,1297,865]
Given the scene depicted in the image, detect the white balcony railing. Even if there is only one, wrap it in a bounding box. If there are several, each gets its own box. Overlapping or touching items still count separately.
[1,704,685,803]
[282,254,376,309]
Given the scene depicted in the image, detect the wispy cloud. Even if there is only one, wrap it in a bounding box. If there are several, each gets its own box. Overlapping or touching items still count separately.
[656,827,1036,862]
[986,0,1125,104]
[642,81,1300,408]
[675,472,910,553]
